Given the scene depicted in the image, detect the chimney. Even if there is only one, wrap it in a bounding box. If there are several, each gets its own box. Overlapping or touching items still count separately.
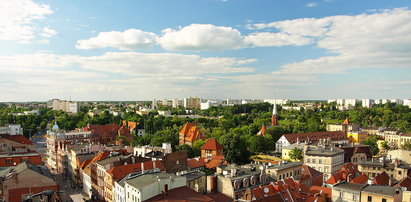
[153,161,156,169]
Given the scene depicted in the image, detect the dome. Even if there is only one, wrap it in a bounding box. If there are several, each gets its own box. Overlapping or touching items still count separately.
[52,121,60,131]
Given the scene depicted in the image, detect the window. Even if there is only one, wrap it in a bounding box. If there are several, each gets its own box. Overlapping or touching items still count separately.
[353,195,357,200]
[339,191,343,197]
[319,159,322,164]
[313,159,316,163]
[367,196,372,202]
[399,171,402,175]
[6,159,11,164]
[382,198,387,202]
[307,159,310,163]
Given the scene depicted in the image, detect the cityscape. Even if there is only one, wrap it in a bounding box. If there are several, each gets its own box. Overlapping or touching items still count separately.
[1,0,411,202]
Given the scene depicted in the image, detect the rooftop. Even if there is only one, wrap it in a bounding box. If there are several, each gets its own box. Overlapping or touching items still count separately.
[362,185,400,197]
[332,182,366,192]
[180,171,206,181]
[125,173,185,189]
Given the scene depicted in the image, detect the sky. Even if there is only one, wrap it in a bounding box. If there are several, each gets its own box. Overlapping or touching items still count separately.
[1,0,411,101]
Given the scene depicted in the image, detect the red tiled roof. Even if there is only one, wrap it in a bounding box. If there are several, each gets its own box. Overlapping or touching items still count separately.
[201,138,223,151]
[187,158,206,169]
[351,174,368,184]
[179,122,205,143]
[283,131,346,144]
[301,165,322,182]
[205,158,227,169]
[309,186,332,200]
[342,146,372,159]
[84,124,121,143]
[326,162,359,184]
[108,160,165,182]
[0,134,33,145]
[374,171,390,186]
[394,177,411,190]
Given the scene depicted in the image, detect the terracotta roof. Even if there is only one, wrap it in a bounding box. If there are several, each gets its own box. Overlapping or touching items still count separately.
[179,122,205,143]
[326,162,359,184]
[342,145,372,159]
[145,186,214,202]
[301,165,323,182]
[205,157,227,169]
[201,138,223,151]
[309,186,332,200]
[374,171,390,186]
[283,131,346,144]
[84,123,121,143]
[187,158,206,169]
[394,176,411,190]
[342,118,351,125]
[351,174,368,184]
[0,134,33,145]
[108,160,165,182]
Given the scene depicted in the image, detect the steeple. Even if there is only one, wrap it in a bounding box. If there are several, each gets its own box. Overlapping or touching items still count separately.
[271,101,278,126]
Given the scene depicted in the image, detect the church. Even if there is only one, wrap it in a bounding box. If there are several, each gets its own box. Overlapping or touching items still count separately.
[257,103,279,136]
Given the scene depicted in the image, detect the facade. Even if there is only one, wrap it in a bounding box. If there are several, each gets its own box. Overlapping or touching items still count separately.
[281,142,304,161]
[341,144,372,164]
[134,143,172,158]
[301,165,323,187]
[124,173,186,202]
[179,122,206,146]
[347,131,368,143]
[172,98,180,108]
[180,171,207,193]
[183,97,201,109]
[265,161,302,181]
[303,142,345,181]
[387,150,411,165]
[275,131,347,153]
[0,124,23,135]
[0,134,35,154]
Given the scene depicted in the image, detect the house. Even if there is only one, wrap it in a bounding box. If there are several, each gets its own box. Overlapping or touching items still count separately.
[281,142,304,161]
[374,171,391,186]
[201,138,223,160]
[341,144,372,164]
[326,162,360,185]
[0,162,59,202]
[326,118,360,134]
[361,185,403,202]
[180,170,207,193]
[187,157,206,171]
[387,150,411,165]
[357,159,411,182]
[179,122,206,146]
[303,141,345,181]
[275,131,347,153]
[301,165,323,187]
[0,134,35,152]
[265,161,302,181]
[0,153,42,167]
[83,123,122,145]
[124,172,186,202]
[82,151,111,199]
[351,174,369,184]
[347,131,368,143]
[133,143,172,158]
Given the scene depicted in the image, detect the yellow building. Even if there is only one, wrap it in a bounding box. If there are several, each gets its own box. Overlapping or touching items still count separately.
[361,185,402,202]
[347,131,368,143]
[282,143,305,162]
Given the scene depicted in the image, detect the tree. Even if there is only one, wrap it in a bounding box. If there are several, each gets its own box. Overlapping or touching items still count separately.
[192,139,206,157]
[289,147,303,161]
[221,134,250,164]
[400,142,411,150]
[176,144,195,158]
[361,135,380,155]
[381,141,389,150]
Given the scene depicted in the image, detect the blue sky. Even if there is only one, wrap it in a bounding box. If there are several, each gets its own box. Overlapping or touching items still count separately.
[1,0,411,101]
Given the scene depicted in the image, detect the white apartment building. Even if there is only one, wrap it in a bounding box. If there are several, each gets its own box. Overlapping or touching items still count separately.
[344,99,357,107]
[263,99,289,105]
[124,173,186,202]
[0,124,23,135]
[49,99,80,113]
[361,99,374,108]
[172,98,180,108]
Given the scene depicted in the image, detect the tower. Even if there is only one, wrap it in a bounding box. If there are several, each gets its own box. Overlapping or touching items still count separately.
[271,102,278,126]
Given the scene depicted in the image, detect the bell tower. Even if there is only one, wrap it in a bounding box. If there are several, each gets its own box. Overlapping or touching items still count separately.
[271,101,278,126]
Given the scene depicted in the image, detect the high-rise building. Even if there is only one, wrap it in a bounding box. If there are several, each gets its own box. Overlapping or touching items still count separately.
[183,97,201,109]
[172,98,179,108]
[49,99,79,113]
[361,99,374,108]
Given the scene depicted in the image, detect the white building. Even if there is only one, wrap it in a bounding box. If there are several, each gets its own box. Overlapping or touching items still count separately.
[390,99,403,105]
[49,99,80,113]
[200,100,220,110]
[134,143,172,158]
[172,98,180,108]
[263,99,289,105]
[124,173,186,202]
[336,99,345,106]
[344,99,357,107]
[83,170,92,199]
[361,99,374,108]
[0,124,23,135]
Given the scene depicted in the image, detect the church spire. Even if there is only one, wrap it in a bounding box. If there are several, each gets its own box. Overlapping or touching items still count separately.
[271,101,278,126]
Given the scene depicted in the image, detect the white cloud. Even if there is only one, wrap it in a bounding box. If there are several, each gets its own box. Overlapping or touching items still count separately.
[245,32,312,47]
[157,24,246,51]
[0,0,53,42]
[41,27,57,38]
[247,8,411,75]
[306,3,318,7]
[76,29,157,50]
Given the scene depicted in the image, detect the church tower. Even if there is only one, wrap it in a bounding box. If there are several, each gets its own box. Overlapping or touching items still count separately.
[271,102,278,126]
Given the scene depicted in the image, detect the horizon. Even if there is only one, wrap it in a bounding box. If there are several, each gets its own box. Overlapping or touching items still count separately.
[1,0,411,101]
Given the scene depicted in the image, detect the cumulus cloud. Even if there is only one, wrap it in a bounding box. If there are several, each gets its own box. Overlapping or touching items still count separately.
[245,32,312,47]
[76,29,157,50]
[0,0,53,42]
[41,27,58,38]
[157,24,246,51]
[246,8,411,75]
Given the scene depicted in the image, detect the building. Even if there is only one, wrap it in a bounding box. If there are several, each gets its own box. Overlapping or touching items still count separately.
[357,159,411,182]
[361,185,403,202]
[214,164,271,199]
[183,97,201,109]
[341,144,372,164]
[124,172,186,202]
[281,142,304,161]
[303,142,345,181]
[347,131,368,143]
[326,118,360,134]
[275,131,347,153]
[387,150,411,165]
[0,124,23,135]
[257,103,279,136]
[172,98,180,108]
[82,151,111,199]
[0,134,35,153]
[362,99,375,108]
[179,122,206,146]
[331,182,365,202]
[180,171,207,193]
[201,138,223,161]
[263,99,289,105]
[134,143,172,158]
[301,165,323,187]
[49,99,80,113]
[0,162,59,202]
[0,153,42,167]
[265,161,302,181]
[326,162,360,185]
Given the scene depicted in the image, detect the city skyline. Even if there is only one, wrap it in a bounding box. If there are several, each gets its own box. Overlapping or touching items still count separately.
[1,0,411,101]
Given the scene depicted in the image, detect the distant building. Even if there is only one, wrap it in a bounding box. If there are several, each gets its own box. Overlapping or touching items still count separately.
[172,98,180,108]
[326,118,360,133]
[179,122,206,147]
[362,99,375,108]
[263,99,289,105]
[347,131,368,143]
[201,138,223,161]
[257,103,279,136]
[48,99,80,113]
[0,124,23,135]
[183,97,201,109]
[357,159,410,182]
